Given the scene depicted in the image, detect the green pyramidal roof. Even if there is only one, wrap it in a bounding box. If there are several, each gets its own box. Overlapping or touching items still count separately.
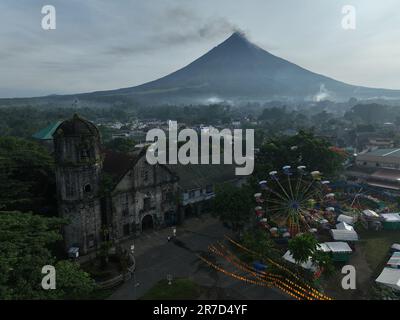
[32,121,63,140]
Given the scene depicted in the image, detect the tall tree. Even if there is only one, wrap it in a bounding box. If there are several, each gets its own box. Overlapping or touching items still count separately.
[288,233,318,265]
[0,137,56,214]
[0,211,96,299]
[213,184,253,232]
[255,130,345,179]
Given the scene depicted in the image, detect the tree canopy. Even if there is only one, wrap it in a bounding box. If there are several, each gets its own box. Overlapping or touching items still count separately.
[255,130,345,179]
[0,211,96,299]
[288,233,319,265]
[213,184,253,232]
[0,136,56,214]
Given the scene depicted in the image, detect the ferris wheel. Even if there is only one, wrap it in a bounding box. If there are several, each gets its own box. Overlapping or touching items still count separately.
[254,165,336,236]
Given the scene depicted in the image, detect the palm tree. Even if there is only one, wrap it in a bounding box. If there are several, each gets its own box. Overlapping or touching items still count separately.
[288,233,318,266]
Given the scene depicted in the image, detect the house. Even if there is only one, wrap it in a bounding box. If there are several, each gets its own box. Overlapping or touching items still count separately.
[167,160,247,221]
[346,149,400,191]
[356,148,400,169]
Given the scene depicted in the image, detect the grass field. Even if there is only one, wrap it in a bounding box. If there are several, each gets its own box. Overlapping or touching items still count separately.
[358,229,400,275]
[140,278,203,300]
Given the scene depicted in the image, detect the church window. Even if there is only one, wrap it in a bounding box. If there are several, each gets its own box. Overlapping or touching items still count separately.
[123,224,130,236]
[65,173,75,197]
[143,197,151,211]
[205,185,214,194]
[84,184,92,193]
[142,169,149,182]
[87,234,95,248]
[80,148,89,160]
[122,194,129,216]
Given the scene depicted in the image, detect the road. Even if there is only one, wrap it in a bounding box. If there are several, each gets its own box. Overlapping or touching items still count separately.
[109,215,290,300]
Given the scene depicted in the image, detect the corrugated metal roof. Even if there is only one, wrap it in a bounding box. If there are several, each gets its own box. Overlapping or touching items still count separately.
[364,148,400,157]
[166,159,238,190]
[32,121,62,140]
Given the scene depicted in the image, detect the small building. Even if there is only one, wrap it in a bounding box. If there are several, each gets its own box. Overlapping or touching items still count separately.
[318,242,353,262]
[356,148,400,169]
[380,213,400,230]
[348,148,400,191]
[375,268,400,291]
[330,229,359,242]
[167,160,247,221]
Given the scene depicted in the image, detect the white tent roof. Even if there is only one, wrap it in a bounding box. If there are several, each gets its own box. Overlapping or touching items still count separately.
[362,209,379,218]
[317,243,331,252]
[391,243,400,252]
[381,213,400,222]
[375,268,400,291]
[330,229,359,241]
[325,242,353,253]
[387,252,400,268]
[282,251,317,271]
[336,221,354,231]
[337,214,355,225]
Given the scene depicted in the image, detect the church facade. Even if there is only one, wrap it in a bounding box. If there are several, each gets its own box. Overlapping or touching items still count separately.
[53,114,178,255]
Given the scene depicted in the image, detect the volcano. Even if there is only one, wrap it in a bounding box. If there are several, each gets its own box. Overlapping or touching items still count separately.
[5,32,400,105]
[84,32,400,104]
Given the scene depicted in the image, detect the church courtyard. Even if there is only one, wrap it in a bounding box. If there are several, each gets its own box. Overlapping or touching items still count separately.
[108,215,290,300]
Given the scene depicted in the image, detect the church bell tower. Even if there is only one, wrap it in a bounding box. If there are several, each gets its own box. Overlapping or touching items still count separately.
[53,114,104,254]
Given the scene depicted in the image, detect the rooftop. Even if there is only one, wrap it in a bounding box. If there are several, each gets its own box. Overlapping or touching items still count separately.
[375,268,400,291]
[361,148,400,158]
[167,161,238,190]
[32,121,62,140]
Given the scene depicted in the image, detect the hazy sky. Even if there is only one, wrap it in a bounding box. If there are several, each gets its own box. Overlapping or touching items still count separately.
[1,0,400,98]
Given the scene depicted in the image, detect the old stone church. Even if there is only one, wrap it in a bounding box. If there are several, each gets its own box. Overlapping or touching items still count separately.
[53,114,179,255]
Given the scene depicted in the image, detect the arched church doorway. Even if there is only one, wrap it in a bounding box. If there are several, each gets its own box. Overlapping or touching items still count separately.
[141,214,154,232]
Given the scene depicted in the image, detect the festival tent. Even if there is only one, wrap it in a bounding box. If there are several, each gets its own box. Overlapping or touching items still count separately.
[337,214,355,225]
[380,213,400,230]
[387,252,400,269]
[282,251,317,271]
[336,221,354,231]
[375,268,400,291]
[391,243,400,253]
[362,209,380,220]
[317,242,353,262]
[330,229,359,242]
